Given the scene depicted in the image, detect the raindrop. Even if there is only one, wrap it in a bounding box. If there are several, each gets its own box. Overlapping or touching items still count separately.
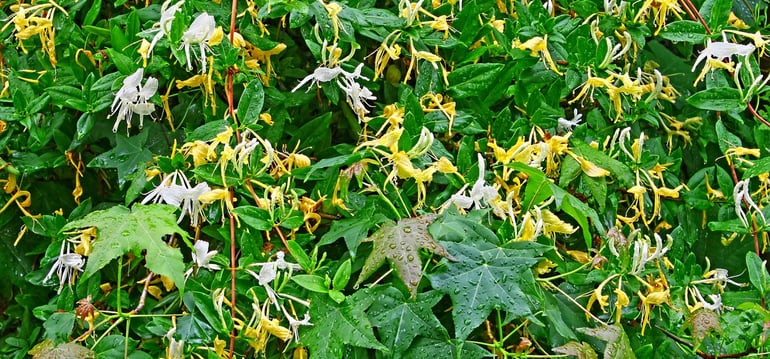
[389,243,397,249]
[121,230,130,236]
[403,226,412,233]
[407,255,414,261]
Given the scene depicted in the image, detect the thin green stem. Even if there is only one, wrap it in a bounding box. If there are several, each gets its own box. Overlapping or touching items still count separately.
[364,172,402,219]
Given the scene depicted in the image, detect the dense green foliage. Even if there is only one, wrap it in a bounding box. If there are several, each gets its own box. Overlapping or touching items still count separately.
[1,0,770,357]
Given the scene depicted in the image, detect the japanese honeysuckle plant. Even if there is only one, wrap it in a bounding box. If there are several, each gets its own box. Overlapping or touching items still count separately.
[2,0,770,358]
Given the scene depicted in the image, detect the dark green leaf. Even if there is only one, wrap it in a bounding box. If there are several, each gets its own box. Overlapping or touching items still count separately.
[447,63,504,98]
[238,80,265,125]
[367,287,447,354]
[302,293,386,358]
[687,88,746,112]
[429,240,546,339]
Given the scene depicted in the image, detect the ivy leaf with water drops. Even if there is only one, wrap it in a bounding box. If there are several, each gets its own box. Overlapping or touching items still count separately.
[368,286,448,355]
[61,204,188,294]
[428,240,547,339]
[354,214,457,297]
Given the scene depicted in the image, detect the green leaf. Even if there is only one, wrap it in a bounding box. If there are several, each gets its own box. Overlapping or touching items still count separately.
[742,154,770,179]
[402,337,493,359]
[88,130,153,182]
[292,274,329,293]
[61,204,187,295]
[447,63,504,98]
[42,312,75,342]
[319,205,388,256]
[429,240,546,339]
[687,88,746,112]
[658,21,709,43]
[746,251,769,295]
[302,293,386,358]
[367,287,447,354]
[238,80,265,125]
[333,259,352,290]
[355,214,457,297]
[577,325,636,359]
[715,119,742,153]
[46,86,85,111]
[231,206,273,231]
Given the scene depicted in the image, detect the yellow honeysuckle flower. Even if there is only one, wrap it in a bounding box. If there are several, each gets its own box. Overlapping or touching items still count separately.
[633,0,683,35]
[570,153,611,178]
[412,166,437,208]
[433,157,461,178]
[614,279,630,323]
[541,209,577,237]
[356,127,404,154]
[569,68,615,105]
[181,140,211,167]
[515,35,562,75]
[693,58,735,86]
[586,274,620,316]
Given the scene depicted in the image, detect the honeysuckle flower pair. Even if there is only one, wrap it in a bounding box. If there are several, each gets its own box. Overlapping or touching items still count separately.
[292,61,376,120]
[144,0,184,57]
[692,38,755,86]
[141,170,211,226]
[245,251,302,308]
[186,240,221,277]
[44,240,85,294]
[733,179,767,228]
[110,68,158,133]
[181,12,223,74]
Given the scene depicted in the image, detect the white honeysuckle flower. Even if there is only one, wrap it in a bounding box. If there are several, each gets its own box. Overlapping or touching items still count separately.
[292,62,375,120]
[557,108,583,132]
[450,153,499,210]
[191,240,221,271]
[245,251,302,308]
[692,39,755,72]
[146,0,185,56]
[181,12,216,73]
[165,327,185,359]
[692,268,747,291]
[43,241,85,294]
[109,68,158,133]
[281,307,313,343]
[291,66,346,92]
[733,179,766,228]
[338,75,376,119]
[141,170,210,226]
[630,232,672,275]
[291,63,367,93]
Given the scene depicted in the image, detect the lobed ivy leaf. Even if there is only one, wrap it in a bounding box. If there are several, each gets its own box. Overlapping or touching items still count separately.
[354,214,457,297]
[429,240,547,339]
[88,130,153,183]
[367,286,447,355]
[61,204,188,295]
[302,292,386,358]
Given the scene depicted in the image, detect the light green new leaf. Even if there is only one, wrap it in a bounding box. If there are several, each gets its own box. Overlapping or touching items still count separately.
[355,214,457,297]
[367,286,447,355]
[303,293,386,358]
[62,204,188,294]
[429,240,546,339]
